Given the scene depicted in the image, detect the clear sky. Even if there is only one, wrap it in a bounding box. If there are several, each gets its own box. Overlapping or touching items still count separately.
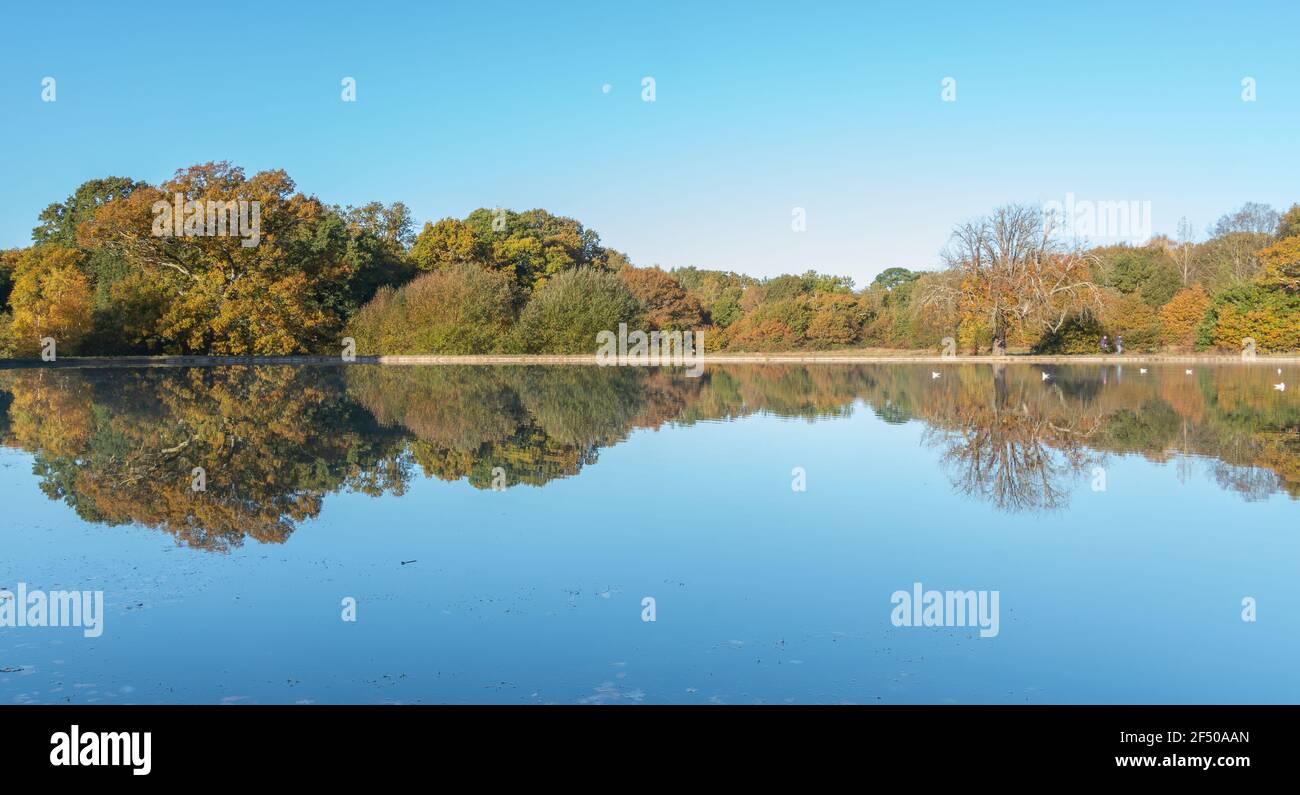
[2,0,1299,286]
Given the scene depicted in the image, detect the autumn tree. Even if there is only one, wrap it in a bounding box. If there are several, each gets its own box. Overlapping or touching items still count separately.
[1099,290,1162,350]
[410,208,613,293]
[409,218,487,272]
[7,245,93,356]
[923,204,1101,353]
[1159,285,1211,348]
[77,162,406,354]
[617,266,705,330]
[1276,204,1300,241]
[805,293,865,347]
[1258,236,1300,294]
[1198,284,1300,352]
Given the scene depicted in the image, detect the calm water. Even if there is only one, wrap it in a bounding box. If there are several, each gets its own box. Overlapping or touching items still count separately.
[1,363,1297,704]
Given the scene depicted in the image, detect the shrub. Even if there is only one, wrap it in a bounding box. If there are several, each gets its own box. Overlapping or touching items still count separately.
[1032,313,1105,354]
[515,267,642,353]
[348,264,518,354]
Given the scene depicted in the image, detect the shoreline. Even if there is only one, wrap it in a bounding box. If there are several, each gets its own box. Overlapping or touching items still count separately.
[3,352,1299,369]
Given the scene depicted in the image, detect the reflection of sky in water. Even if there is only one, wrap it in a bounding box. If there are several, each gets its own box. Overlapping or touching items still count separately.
[1,364,1298,704]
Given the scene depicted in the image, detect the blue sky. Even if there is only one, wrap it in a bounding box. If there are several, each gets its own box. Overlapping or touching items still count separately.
[2,0,1298,286]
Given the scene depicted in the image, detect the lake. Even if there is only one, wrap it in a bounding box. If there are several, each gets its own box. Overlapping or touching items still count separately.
[1,362,1297,704]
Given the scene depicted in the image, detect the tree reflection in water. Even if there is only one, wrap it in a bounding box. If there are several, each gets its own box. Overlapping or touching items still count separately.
[0,362,1295,549]
[922,364,1104,512]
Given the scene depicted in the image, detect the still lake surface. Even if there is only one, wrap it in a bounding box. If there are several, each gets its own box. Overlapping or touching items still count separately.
[1,362,1297,704]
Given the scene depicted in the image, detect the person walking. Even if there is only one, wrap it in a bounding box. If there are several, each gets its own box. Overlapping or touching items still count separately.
[1100,335,1110,354]
[1116,335,1124,355]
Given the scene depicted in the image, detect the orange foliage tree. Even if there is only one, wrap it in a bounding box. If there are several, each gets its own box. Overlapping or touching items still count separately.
[1159,285,1211,348]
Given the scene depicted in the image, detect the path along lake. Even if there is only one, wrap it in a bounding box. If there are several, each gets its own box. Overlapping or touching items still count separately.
[1,363,1297,704]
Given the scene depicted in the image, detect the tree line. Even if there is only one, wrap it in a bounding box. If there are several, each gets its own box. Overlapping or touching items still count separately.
[3,162,1299,356]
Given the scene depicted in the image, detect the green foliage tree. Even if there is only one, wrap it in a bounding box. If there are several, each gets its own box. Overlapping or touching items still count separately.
[670,267,755,327]
[1095,244,1181,307]
[347,264,518,354]
[871,267,920,292]
[32,176,143,248]
[515,268,642,353]
[0,249,19,308]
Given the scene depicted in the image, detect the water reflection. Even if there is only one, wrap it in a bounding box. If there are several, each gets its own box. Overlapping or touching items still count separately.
[1,363,1296,548]
[922,365,1106,512]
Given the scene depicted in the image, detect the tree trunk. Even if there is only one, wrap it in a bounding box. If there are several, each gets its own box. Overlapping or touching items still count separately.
[992,313,1006,356]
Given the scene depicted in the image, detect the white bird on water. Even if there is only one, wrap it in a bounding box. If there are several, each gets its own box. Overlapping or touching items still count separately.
[931,372,940,379]
[1276,383,1287,392]
[1139,368,1148,374]
[1041,371,1050,381]
[1185,369,1193,375]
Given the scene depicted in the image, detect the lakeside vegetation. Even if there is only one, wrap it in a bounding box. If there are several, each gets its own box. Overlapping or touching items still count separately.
[1,363,1295,550]
[3,162,1300,358]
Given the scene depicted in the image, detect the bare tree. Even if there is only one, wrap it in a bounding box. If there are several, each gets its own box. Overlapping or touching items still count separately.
[1174,216,1198,286]
[1211,202,1279,237]
[922,204,1101,353]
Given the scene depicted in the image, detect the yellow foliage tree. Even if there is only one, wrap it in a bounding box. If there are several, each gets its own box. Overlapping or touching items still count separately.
[1258,236,1300,294]
[1209,302,1300,352]
[8,246,93,356]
